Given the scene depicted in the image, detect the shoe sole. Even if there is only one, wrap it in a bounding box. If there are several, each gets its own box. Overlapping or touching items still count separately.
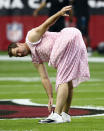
[38,119,64,124]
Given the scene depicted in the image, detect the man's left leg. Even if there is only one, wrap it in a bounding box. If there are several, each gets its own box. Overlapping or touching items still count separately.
[62,81,73,113]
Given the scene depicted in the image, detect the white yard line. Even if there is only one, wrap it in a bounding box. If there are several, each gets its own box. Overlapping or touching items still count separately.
[0,90,104,94]
[0,77,56,82]
[88,57,104,63]
[0,55,104,62]
[0,55,31,61]
[0,77,103,82]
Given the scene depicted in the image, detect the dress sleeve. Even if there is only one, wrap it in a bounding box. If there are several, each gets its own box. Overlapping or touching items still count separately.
[25,30,43,64]
[25,30,41,45]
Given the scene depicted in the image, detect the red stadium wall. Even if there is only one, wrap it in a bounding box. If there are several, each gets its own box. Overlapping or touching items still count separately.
[0,15,104,50]
[89,15,104,49]
[0,16,48,51]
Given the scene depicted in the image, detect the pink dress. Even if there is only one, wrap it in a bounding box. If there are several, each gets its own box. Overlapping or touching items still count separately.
[26,27,90,91]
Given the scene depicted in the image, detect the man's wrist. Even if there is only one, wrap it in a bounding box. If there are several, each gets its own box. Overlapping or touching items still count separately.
[57,11,62,17]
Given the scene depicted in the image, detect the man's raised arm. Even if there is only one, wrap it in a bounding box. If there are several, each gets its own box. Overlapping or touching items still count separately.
[28,6,72,43]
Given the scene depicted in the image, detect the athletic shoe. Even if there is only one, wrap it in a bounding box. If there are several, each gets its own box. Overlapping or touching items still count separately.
[39,111,54,123]
[46,111,54,119]
[38,111,54,123]
[39,112,64,123]
[61,112,71,122]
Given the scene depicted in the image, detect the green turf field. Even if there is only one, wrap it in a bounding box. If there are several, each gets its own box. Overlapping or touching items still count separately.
[0,56,104,131]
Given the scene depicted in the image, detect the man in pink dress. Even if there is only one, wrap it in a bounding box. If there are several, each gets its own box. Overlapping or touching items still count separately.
[8,6,90,123]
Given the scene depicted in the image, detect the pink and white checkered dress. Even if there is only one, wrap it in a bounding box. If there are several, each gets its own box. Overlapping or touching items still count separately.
[26,27,90,91]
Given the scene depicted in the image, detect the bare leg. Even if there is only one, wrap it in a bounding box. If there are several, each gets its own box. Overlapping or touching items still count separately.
[62,81,73,114]
[39,82,73,123]
[55,83,69,114]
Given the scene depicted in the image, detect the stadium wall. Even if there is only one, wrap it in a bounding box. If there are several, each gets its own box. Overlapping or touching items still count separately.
[0,0,104,51]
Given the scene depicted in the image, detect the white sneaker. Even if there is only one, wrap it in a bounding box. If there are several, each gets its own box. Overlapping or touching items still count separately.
[46,111,54,119]
[39,111,54,123]
[61,112,71,123]
[39,112,64,123]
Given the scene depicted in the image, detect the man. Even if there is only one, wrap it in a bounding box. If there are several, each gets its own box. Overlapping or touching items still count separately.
[8,6,90,123]
[33,0,70,32]
[72,0,92,55]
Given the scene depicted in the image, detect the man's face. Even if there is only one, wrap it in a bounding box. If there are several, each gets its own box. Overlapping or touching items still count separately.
[11,43,29,57]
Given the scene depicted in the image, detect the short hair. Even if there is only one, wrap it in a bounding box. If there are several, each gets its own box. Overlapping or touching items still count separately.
[8,42,17,57]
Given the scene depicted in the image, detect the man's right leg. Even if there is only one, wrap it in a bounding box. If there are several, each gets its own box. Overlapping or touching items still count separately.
[61,81,73,122]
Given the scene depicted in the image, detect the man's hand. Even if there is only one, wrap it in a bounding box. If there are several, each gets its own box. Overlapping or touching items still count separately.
[48,97,53,113]
[59,5,72,17]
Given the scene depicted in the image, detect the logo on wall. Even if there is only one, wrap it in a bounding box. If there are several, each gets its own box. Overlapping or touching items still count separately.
[6,22,23,42]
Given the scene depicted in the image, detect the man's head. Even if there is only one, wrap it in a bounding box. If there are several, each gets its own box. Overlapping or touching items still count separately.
[8,42,30,57]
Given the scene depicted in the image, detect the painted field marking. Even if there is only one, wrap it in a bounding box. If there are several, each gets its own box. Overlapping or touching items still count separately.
[0,99,104,120]
[0,55,104,63]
